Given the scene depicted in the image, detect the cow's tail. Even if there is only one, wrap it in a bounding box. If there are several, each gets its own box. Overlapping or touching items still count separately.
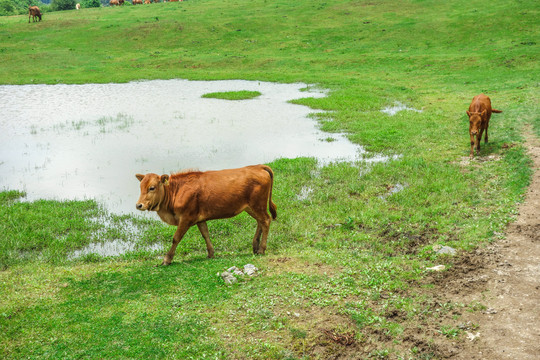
[492,109,503,113]
[262,165,277,220]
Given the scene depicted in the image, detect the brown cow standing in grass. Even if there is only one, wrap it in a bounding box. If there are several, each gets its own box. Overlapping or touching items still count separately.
[109,0,119,5]
[28,6,42,23]
[133,0,142,4]
[466,94,502,158]
[136,165,277,266]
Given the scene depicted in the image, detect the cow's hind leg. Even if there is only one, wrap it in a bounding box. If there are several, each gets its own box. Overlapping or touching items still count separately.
[484,119,490,144]
[246,208,271,255]
[197,221,215,258]
[251,224,262,254]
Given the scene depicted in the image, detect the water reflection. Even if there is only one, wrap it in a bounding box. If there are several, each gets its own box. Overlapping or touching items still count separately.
[1,79,371,214]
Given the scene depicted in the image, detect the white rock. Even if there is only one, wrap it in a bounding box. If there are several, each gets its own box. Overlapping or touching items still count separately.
[426,265,446,272]
[221,271,237,285]
[244,264,258,276]
[466,331,480,341]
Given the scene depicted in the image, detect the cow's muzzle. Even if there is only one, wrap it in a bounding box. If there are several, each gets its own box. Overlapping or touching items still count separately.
[136,203,145,210]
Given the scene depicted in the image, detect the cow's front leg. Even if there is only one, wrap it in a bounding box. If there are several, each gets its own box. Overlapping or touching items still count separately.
[161,221,191,266]
[477,129,484,152]
[470,135,475,158]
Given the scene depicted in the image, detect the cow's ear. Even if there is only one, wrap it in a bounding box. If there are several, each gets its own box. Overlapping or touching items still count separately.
[466,111,471,117]
[481,110,487,117]
[161,174,170,186]
[136,174,145,182]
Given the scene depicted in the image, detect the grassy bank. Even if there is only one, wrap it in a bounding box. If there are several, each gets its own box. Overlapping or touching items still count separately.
[1,0,539,358]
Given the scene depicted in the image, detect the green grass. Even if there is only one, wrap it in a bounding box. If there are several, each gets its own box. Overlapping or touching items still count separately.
[1,0,539,358]
[202,90,261,100]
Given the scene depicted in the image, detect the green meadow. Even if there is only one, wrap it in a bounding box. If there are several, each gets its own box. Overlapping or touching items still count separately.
[1,0,539,358]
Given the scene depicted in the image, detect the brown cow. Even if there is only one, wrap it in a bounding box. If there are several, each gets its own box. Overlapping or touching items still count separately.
[144,0,151,4]
[28,6,42,23]
[466,94,502,158]
[136,165,277,266]
[109,0,119,5]
[133,0,142,4]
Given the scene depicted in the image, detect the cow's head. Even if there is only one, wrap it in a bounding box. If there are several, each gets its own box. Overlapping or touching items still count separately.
[135,173,169,211]
[466,110,486,137]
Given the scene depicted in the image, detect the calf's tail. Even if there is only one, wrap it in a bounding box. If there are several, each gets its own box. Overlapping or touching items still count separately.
[262,165,277,219]
[492,109,503,113]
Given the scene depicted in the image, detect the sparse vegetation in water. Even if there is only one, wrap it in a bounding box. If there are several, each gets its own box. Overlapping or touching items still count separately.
[0,0,538,358]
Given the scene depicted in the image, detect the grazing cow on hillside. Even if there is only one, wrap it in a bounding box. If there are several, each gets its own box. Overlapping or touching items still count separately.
[136,165,277,266]
[28,6,42,23]
[144,0,150,3]
[109,0,119,5]
[133,0,142,4]
[467,94,503,158]
[76,3,80,9]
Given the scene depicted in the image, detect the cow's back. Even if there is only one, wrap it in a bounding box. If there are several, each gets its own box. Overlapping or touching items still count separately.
[168,165,273,221]
[469,94,492,114]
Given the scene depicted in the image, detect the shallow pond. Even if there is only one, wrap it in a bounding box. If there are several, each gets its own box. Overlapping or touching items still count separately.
[0,79,380,214]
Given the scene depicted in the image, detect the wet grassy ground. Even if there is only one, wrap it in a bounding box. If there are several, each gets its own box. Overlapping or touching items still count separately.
[1,0,539,358]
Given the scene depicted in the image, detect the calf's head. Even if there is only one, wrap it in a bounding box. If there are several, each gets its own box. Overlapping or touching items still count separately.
[135,173,169,211]
[466,110,486,136]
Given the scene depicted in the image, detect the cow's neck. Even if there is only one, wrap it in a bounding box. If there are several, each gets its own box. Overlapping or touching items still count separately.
[155,186,178,226]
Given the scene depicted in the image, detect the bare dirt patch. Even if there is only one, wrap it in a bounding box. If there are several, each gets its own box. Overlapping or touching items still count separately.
[433,128,540,359]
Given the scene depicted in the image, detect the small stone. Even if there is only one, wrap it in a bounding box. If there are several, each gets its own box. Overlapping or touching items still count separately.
[485,308,497,314]
[243,264,258,276]
[426,265,446,272]
[466,331,480,341]
[221,271,237,285]
[435,246,457,256]
[227,266,244,276]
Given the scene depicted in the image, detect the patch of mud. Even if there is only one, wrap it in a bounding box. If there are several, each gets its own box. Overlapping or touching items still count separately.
[458,154,502,166]
[428,127,540,359]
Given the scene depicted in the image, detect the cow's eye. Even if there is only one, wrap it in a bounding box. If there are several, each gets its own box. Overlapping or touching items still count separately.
[149,186,156,191]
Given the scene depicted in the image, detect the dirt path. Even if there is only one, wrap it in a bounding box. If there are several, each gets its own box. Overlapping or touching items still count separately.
[450,128,540,359]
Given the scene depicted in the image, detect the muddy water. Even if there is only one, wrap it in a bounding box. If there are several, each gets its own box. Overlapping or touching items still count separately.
[0,79,375,214]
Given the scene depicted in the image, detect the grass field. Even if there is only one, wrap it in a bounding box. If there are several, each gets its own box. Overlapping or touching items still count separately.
[1,0,539,358]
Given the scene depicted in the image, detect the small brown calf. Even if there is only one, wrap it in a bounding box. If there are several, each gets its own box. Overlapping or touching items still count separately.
[28,6,42,23]
[136,165,277,266]
[466,94,502,158]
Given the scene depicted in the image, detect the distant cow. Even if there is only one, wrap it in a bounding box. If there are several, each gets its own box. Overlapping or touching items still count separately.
[28,6,42,23]
[76,3,80,9]
[109,0,119,5]
[133,0,142,4]
[467,94,502,158]
[144,0,150,3]
[136,165,277,266]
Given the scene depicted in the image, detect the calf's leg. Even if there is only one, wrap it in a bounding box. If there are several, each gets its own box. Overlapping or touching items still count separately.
[196,221,215,258]
[246,208,271,255]
[162,221,191,266]
[252,224,262,254]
